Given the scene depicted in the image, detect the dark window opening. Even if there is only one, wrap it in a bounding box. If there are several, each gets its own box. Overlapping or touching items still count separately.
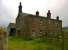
[10,28,16,36]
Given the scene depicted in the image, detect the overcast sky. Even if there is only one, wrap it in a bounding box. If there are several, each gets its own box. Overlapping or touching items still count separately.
[0,0,68,27]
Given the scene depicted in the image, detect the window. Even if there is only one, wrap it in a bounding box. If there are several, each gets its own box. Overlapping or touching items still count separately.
[55,23,59,27]
[40,30,43,34]
[32,30,36,37]
[48,20,50,24]
[40,20,43,25]
[32,32,36,37]
[40,32,42,34]
[40,21,43,23]
[38,30,42,36]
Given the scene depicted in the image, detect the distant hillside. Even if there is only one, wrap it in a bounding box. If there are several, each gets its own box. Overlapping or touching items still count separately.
[63,27,68,29]
[62,27,68,31]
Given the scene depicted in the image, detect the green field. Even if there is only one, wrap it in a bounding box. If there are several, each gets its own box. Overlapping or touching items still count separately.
[0,27,68,50]
[8,36,62,50]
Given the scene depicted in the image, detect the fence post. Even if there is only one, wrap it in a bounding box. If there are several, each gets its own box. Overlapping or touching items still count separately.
[62,31,64,50]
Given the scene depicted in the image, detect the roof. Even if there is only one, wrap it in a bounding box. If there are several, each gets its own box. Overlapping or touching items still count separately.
[8,23,16,28]
[18,12,62,22]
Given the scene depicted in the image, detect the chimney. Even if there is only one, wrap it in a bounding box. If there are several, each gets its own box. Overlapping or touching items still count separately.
[56,16,59,20]
[47,10,51,19]
[36,10,39,16]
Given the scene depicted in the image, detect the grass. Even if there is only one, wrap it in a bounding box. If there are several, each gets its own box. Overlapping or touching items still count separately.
[0,27,67,50]
[8,36,62,50]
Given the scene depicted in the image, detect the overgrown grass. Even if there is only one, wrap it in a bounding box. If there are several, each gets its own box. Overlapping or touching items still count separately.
[63,29,68,50]
[8,36,62,50]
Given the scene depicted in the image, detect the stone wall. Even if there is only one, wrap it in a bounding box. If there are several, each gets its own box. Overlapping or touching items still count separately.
[16,14,62,38]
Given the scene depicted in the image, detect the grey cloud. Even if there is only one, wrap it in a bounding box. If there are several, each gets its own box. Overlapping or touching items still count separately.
[0,0,68,27]
[55,0,68,27]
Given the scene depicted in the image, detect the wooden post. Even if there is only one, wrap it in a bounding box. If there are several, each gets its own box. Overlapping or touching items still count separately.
[62,31,64,50]
[0,28,7,50]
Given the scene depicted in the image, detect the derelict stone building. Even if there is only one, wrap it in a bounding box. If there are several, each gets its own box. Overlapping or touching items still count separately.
[16,2,62,38]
